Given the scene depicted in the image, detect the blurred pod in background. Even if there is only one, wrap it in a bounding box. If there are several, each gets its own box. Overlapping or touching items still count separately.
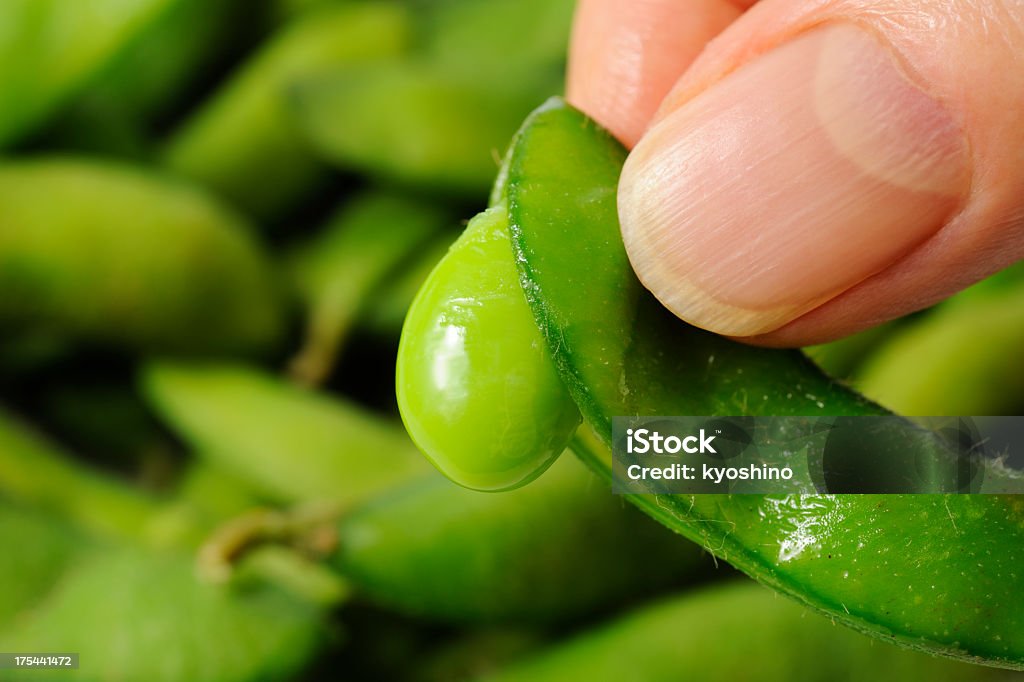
[0,159,285,356]
[0,0,175,148]
[480,582,1021,682]
[330,453,709,625]
[143,362,711,625]
[0,547,330,682]
[162,1,415,221]
[854,263,1024,416]
[291,0,575,195]
[27,0,259,159]
[0,502,88,625]
[141,362,433,505]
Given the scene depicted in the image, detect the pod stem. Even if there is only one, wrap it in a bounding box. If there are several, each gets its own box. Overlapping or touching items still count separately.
[196,500,350,607]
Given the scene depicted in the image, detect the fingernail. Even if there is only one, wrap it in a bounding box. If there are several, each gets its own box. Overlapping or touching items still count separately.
[619,24,969,336]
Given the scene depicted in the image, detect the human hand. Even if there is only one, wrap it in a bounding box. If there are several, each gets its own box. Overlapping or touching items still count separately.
[567,0,1024,346]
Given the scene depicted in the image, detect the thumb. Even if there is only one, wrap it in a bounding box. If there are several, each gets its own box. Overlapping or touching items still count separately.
[618,1,1024,346]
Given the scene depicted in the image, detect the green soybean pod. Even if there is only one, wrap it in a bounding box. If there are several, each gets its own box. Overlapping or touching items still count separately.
[502,99,1024,666]
[856,270,1024,415]
[38,0,253,160]
[37,0,254,160]
[421,0,575,79]
[288,190,451,386]
[481,583,1011,682]
[162,2,412,220]
[0,547,325,682]
[76,0,250,123]
[142,362,433,504]
[331,453,707,624]
[292,62,559,195]
[0,0,174,147]
[397,206,581,492]
[803,319,902,381]
[0,158,284,355]
[0,503,86,624]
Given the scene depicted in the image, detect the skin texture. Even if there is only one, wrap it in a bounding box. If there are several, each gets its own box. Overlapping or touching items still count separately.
[503,101,1024,668]
[568,0,1024,347]
[0,159,284,355]
[397,206,581,491]
[333,453,706,624]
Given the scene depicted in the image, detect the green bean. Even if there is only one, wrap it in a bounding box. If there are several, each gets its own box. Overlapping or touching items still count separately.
[142,362,432,504]
[397,206,580,491]
[481,583,1013,682]
[162,2,412,219]
[0,158,284,355]
[288,190,451,385]
[332,453,707,624]
[0,0,173,147]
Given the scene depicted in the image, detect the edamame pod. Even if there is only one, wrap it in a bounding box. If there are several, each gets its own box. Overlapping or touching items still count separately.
[502,99,1024,668]
[0,548,325,682]
[162,2,412,219]
[71,0,250,124]
[0,503,85,624]
[289,0,571,195]
[332,453,707,624]
[856,275,1024,415]
[481,583,1013,682]
[397,206,580,491]
[0,0,172,147]
[142,362,432,504]
[804,319,902,381]
[421,0,575,79]
[292,64,557,195]
[0,158,284,355]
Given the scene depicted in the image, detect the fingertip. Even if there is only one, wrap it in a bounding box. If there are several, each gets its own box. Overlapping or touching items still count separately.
[567,0,741,147]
